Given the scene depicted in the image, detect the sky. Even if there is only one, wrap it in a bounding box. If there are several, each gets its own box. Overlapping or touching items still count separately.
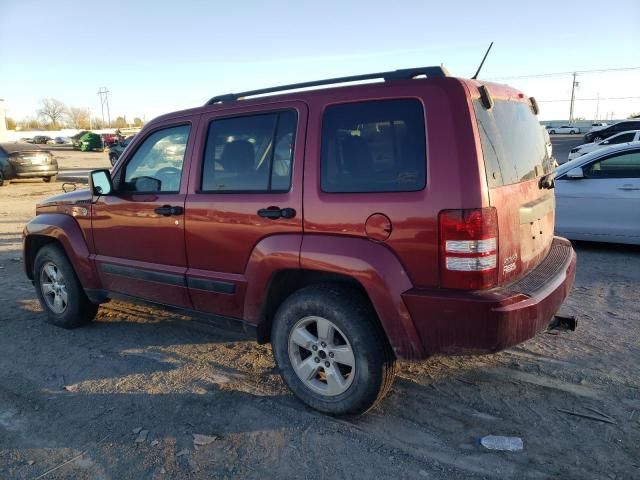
[1,0,639,123]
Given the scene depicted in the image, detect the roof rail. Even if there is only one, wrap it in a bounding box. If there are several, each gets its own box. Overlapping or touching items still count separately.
[205,65,449,105]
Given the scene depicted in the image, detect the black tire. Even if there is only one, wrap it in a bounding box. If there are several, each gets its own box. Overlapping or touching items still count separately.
[109,154,118,166]
[549,130,556,134]
[0,171,5,186]
[271,284,397,415]
[43,175,57,183]
[570,130,576,134]
[593,136,602,143]
[33,244,98,328]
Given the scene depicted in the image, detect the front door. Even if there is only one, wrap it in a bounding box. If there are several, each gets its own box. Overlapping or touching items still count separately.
[91,119,198,307]
[556,149,640,242]
[184,102,307,318]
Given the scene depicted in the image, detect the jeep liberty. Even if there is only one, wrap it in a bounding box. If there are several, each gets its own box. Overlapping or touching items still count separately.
[23,66,576,415]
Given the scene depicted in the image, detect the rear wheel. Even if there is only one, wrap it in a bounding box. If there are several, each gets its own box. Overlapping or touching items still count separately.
[549,130,556,134]
[34,244,98,328]
[570,130,576,134]
[109,153,118,165]
[271,284,397,415]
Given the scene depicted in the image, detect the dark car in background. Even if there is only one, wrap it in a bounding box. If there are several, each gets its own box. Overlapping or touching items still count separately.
[32,136,53,145]
[584,120,640,143]
[0,143,58,185]
[108,135,135,165]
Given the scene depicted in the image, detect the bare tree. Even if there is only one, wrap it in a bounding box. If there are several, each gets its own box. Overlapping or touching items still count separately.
[67,107,91,129]
[38,98,67,127]
[91,117,105,129]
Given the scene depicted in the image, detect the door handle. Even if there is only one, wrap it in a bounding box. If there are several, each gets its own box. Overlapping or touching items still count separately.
[154,205,184,216]
[257,207,296,219]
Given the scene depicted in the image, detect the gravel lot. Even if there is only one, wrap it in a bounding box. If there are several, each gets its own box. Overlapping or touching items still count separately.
[0,150,638,479]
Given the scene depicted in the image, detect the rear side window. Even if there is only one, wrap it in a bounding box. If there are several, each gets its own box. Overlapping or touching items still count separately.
[321,99,426,193]
[607,132,636,144]
[474,100,553,187]
[201,110,297,192]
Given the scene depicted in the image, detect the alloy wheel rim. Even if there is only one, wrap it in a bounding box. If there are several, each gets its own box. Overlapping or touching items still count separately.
[40,261,68,314]
[288,316,356,396]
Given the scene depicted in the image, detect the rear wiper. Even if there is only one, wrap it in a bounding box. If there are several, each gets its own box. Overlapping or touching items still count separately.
[539,172,556,190]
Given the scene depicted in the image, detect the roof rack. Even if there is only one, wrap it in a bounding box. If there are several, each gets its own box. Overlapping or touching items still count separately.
[205,65,449,105]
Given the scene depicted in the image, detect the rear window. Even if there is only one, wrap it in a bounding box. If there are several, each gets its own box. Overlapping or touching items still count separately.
[321,99,426,193]
[474,100,553,187]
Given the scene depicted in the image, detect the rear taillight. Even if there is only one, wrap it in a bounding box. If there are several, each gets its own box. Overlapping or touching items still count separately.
[439,207,498,289]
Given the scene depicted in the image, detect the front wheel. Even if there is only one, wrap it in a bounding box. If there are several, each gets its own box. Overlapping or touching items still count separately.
[271,284,397,415]
[109,154,118,166]
[43,175,57,183]
[549,130,556,134]
[570,130,576,134]
[593,136,602,143]
[34,244,98,328]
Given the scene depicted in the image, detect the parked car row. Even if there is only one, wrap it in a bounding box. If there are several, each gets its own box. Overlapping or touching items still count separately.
[568,130,640,160]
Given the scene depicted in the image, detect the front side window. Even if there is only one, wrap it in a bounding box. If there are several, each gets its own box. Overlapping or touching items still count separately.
[321,99,426,193]
[201,110,297,192]
[584,151,640,179]
[123,125,190,193]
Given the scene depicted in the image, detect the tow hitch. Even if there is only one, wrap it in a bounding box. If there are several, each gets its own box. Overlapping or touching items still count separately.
[547,315,577,332]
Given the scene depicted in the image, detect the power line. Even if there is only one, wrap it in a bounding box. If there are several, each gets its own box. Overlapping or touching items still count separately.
[489,66,640,80]
[537,96,640,103]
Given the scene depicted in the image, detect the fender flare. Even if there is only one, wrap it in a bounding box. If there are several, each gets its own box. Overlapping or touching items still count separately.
[299,235,425,360]
[243,234,303,324]
[23,213,100,289]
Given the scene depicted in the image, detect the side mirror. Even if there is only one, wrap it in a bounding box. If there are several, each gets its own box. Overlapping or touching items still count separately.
[90,169,113,196]
[566,167,584,179]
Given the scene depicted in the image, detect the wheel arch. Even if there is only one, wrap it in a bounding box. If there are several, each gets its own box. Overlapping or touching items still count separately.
[23,214,100,289]
[246,234,426,360]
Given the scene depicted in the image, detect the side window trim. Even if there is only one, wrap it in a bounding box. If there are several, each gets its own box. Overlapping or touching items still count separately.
[119,123,192,194]
[198,109,298,194]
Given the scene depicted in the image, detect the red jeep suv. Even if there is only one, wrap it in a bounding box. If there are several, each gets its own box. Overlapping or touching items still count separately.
[23,66,576,415]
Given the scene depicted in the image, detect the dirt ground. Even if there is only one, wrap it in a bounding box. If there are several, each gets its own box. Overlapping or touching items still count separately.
[0,173,639,479]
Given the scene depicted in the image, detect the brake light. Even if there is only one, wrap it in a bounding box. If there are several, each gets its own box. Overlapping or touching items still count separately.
[439,208,498,289]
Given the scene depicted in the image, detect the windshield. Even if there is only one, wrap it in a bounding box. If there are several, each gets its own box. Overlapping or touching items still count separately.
[474,99,554,188]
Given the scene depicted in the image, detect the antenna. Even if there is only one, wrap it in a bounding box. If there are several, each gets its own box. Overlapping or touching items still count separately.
[472,42,494,80]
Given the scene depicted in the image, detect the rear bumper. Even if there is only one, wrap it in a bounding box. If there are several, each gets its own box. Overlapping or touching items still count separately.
[402,237,576,356]
[14,165,58,178]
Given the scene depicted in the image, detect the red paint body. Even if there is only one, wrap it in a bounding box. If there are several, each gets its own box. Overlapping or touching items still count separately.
[24,75,576,360]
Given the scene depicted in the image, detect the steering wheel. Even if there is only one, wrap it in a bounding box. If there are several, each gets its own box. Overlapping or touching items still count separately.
[154,166,181,191]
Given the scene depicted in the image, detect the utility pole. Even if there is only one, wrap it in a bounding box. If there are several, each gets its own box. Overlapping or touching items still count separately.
[594,93,600,121]
[568,72,578,123]
[97,87,111,128]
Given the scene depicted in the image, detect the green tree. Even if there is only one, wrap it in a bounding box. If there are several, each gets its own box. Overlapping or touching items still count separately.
[133,117,144,127]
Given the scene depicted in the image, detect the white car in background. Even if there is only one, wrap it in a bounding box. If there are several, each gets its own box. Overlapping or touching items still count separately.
[555,143,640,245]
[568,130,640,160]
[547,125,579,134]
[588,122,609,132]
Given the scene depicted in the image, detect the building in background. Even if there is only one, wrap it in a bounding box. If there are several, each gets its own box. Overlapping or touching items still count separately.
[0,99,7,142]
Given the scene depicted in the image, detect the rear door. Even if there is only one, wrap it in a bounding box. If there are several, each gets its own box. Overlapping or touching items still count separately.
[556,149,640,242]
[184,102,307,318]
[473,95,556,284]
